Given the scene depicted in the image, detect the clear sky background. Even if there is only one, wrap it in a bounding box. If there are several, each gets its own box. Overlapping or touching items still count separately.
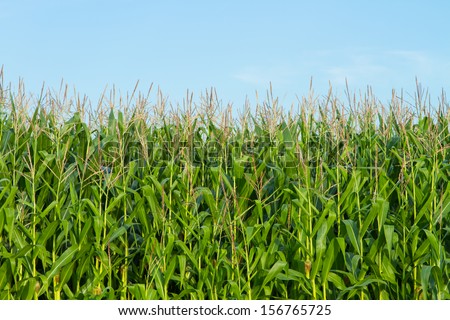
[1,0,450,110]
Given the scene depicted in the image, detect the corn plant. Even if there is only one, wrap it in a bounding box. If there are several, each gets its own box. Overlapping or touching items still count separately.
[0,80,449,300]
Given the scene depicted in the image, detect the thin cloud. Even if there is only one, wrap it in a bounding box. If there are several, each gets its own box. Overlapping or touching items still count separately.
[321,49,450,86]
[324,52,390,86]
[326,64,389,86]
[233,65,297,86]
[386,50,437,75]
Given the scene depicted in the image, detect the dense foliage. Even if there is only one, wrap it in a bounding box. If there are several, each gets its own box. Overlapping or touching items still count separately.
[0,85,449,299]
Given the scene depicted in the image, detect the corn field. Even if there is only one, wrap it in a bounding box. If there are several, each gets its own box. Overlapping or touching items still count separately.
[0,81,449,300]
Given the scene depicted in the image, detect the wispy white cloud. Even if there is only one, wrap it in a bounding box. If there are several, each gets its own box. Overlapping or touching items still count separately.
[386,50,434,74]
[233,65,297,86]
[231,48,450,103]
[321,49,449,87]
[314,48,450,102]
[326,60,390,86]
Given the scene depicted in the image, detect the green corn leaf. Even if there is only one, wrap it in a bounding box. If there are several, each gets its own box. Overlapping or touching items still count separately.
[343,219,360,255]
[175,240,198,271]
[413,237,430,263]
[56,261,76,291]
[337,277,386,299]
[0,186,17,211]
[164,258,177,288]
[0,262,12,290]
[315,221,328,259]
[39,200,58,219]
[381,254,397,284]
[420,265,433,300]
[424,230,440,261]
[321,238,339,286]
[46,246,78,281]
[105,225,128,245]
[261,261,287,288]
[361,197,387,237]
[79,217,93,245]
[18,278,38,300]
[104,193,126,216]
[4,207,15,236]
[383,224,395,260]
[37,221,59,246]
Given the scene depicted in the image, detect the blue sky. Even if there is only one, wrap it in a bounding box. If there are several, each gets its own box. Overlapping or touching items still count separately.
[1,0,450,109]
